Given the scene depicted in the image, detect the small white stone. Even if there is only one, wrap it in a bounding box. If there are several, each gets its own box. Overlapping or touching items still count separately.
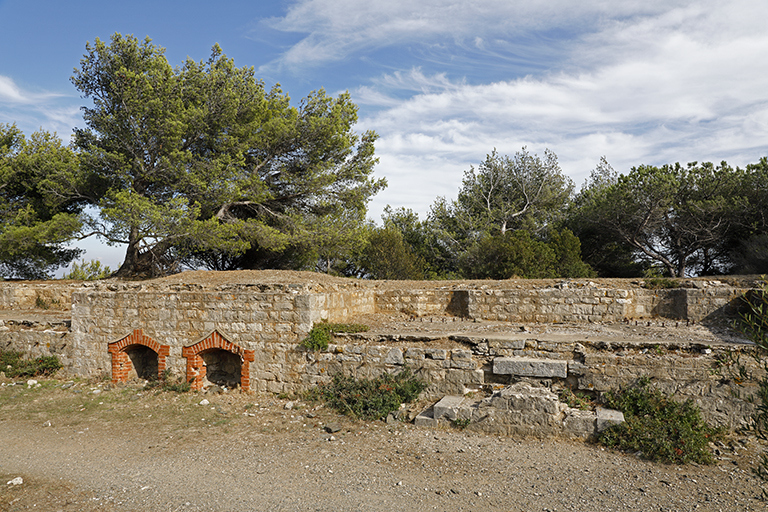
[199,399,210,406]
[7,477,23,486]
[27,379,38,387]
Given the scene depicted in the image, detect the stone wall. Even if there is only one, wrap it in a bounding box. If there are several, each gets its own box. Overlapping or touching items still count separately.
[0,281,84,310]
[0,276,761,431]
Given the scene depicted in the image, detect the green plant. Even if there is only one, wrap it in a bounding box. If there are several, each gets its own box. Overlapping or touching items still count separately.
[643,278,680,290]
[35,295,49,309]
[0,349,62,378]
[736,278,768,495]
[300,322,369,352]
[62,259,112,280]
[452,418,471,430]
[599,377,723,464]
[558,388,592,410]
[309,367,426,420]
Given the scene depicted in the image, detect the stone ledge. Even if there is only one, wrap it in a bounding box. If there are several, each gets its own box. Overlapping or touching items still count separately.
[493,357,568,378]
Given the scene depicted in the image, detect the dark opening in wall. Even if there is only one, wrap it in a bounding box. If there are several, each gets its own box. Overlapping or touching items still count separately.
[201,348,242,388]
[125,345,159,381]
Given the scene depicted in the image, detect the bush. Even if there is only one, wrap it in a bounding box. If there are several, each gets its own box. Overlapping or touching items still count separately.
[599,377,723,464]
[736,279,768,494]
[643,277,680,290]
[308,367,426,420]
[62,259,112,280]
[300,323,368,351]
[0,349,62,378]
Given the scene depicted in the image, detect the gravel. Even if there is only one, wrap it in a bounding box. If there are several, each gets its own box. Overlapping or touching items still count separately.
[1,383,765,512]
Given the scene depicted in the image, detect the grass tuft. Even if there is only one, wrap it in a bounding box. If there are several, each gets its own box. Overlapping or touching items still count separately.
[300,322,369,351]
[1,350,62,378]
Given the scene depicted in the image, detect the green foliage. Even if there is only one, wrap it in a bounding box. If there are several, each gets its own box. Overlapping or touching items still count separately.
[0,350,62,378]
[309,368,426,420]
[459,229,594,279]
[454,148,574,235]
[558,388,592,410]
[599,378,723,464]
[300,323,369,351]
[71,33,383,277]
[355,224,426,280]
[452,418,471,429]
[736,279,768,492]
[0,124,85,279]
[62,259,112,280]
[569,159,753,277]
[643,278,680,290]
[730,234,768,275]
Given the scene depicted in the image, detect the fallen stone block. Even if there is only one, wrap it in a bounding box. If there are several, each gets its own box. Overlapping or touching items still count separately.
[596,407,625,432]
[433,395,470,421]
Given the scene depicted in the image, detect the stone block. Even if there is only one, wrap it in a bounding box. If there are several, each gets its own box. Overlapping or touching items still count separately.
[433,395,469,421]
[383,348,404,365]
[563,409,597,437]
[493,357,568,378]
[596,407,625,432]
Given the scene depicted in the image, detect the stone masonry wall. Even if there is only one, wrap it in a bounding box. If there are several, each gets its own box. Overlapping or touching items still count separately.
[0,277,760,431]
[69,283,316,376]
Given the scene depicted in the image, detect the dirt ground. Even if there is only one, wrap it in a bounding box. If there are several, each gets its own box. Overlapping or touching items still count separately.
[1,378,766,512]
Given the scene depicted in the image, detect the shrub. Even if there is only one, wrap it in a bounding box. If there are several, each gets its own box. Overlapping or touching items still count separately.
[300,323,369,351]
[62,259,112,280]
[0,349,62,378]
[309,367,426,420]
[643,277,680,290]
[599,377,723,464]
[736,279,768,494]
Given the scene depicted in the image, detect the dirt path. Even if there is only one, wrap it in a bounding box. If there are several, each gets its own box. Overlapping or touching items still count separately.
[1,380,765,512]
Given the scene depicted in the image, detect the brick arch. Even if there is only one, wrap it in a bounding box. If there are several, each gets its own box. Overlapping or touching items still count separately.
[182,331,255,391]
[107,329,170,384]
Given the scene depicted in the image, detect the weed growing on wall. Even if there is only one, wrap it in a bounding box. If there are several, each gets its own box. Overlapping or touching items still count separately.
[599,377,723,464]
[306,367,426,420]
[300,322,369,351]
[642,278,680,290]
[558,388,593,410]
[0,350,62,378]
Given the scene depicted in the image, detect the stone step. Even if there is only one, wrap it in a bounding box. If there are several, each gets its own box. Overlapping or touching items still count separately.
[493,356,568,378]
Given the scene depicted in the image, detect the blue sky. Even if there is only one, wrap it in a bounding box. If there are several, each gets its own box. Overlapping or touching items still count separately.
[2,0,768,271]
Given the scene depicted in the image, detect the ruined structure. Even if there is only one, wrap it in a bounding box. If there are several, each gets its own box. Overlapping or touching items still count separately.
[0,271,762,436]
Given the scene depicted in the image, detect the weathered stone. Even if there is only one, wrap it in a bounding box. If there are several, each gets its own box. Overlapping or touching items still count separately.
[383,348,404,365]
[433,395,469,421]
[596,407,625,432]
[493,357,568,378]
[563,409,597,437]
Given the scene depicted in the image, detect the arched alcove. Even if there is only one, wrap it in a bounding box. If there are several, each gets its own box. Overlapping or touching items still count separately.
[107,329,170,384]
[182,331,255,391]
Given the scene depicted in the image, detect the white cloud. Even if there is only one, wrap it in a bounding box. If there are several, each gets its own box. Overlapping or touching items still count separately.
[354,0,768,218]
[261,0,685,70]
[0,75,80,136]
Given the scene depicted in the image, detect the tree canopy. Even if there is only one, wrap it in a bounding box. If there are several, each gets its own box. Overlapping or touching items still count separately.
[568,158,768,277]
[0,125,84,279]
[71,33,384,277]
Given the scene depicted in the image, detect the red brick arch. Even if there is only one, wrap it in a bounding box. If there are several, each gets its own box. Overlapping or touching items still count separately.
[107,329,170,384]
[181,331,255,391]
